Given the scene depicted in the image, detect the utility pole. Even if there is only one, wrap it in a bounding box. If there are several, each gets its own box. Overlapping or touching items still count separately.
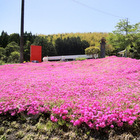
[125,18,128,57]
[20,0,25,63]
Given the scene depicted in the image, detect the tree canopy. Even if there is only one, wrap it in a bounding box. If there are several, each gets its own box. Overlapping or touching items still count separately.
[108,19,140,58]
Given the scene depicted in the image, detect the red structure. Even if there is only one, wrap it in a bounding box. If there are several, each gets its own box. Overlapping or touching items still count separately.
[30,45,42,62]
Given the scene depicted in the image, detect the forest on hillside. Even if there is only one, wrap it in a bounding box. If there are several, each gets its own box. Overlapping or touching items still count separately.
[0,19,140,64]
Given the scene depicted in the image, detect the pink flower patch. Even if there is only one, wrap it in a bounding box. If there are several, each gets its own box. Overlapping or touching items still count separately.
[0,56,140,130]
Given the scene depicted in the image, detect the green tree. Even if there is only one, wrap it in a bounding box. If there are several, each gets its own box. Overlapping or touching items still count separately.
[114,19,140,34]
[22,32,36,62]
[33,36,57,57]
[7,51,20,63]
[105,44,114,56]
[109,19,140,57]
[24,32,36,45]
[85,46,100,58]
[5,41,20,62]
[24,40,31,61]
[55,38,64,55]
[129,35,140,59]
[134,37,140,59]
[0,47,6,61]
[55,37,89,55]
[9,33,20,45]
[0,31,9,48]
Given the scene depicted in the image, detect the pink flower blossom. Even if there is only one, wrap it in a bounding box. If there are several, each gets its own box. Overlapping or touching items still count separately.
[74,120,81,126]
[50,115,58,122]
[0,56,139,130]
[128,120,134,125]
[62,116,67,120]
[110,125,114,128]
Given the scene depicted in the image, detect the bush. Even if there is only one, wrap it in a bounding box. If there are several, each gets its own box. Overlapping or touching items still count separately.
[5,41,20,57]
[105,44,114,56]
[85,46,100,58]
[7,51,20,63]
[0,60,5,65]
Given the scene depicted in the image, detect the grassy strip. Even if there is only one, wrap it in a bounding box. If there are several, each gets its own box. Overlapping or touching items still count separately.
[0,113,140,140]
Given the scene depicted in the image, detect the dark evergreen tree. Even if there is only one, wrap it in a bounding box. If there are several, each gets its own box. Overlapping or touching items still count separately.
[33,36,57,58]
[0,31,9,48]
[55,36,89,55]
[9,33,20,45]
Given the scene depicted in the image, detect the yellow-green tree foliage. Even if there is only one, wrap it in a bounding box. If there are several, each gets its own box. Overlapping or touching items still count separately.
[85,46,100,57]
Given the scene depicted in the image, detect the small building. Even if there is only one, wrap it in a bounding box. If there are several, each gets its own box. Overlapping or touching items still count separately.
[43,54,94,62]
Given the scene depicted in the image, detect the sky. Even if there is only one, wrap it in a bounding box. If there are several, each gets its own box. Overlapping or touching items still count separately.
[0,0,140,35]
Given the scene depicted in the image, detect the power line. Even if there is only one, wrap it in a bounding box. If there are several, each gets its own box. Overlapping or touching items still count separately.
[71,0,125,19]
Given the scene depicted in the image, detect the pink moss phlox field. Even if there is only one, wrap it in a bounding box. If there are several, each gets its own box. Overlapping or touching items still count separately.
[0,56,140,129]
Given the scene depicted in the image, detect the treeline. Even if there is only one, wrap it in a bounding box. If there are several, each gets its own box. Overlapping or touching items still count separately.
[0,20,140,64]
[0,31,110,63]
[0,31,36,63]
[33,32,110,57]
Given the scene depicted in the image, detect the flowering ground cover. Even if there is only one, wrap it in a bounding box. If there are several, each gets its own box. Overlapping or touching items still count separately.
[0,56,140,131]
